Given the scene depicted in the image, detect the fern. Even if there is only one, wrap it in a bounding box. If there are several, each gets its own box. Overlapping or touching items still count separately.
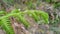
[26,10,49,24]
[15,13,30,28]
[26,10,40,22]
[0,11,6,17]
[0,18,14,34]
[0,11,5,14]
[0,9,49,34]
[39,11,49,24]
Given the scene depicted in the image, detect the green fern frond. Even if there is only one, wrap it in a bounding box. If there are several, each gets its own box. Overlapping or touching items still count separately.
[27,10,40,22]
[0,9,49,34]
[39,11,49,24]
[0,18,14,34]
[0,11,5,14]
[25,10,49,24]
[11,9,20,13]
[0,11,6,17]
[15,13,30,28]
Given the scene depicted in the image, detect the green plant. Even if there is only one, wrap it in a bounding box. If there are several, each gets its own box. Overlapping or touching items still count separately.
[54,2,60,8]
[0,9,49,34]
[0,18,15,34]
[46,0,51,3]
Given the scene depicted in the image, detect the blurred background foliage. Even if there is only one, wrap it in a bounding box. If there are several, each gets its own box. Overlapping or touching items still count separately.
[0,0,60,10]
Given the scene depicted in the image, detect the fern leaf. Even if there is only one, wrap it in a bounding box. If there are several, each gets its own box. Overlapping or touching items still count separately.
[15,13,30,28]
[0,11,6,17]
[11,9,20,13]
[0,18,14,34]
[39,11,49,24]
[26,10,40,22]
